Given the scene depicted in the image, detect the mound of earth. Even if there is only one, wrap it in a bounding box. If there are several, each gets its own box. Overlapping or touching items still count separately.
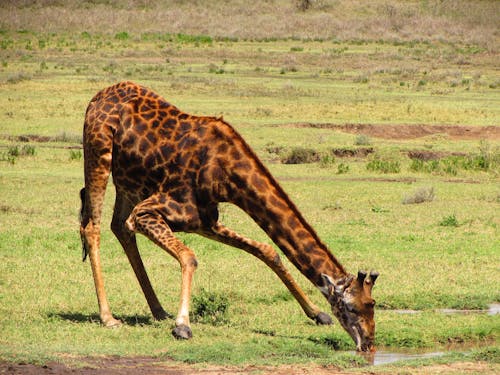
[288,123,500,140]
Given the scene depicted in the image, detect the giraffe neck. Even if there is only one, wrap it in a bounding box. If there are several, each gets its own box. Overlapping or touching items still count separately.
[219,129,348,288]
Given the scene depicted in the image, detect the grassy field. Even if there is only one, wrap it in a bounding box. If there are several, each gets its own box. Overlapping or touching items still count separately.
[0,1,499,373]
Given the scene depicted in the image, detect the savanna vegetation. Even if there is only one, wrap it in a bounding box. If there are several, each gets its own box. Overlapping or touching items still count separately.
[0,1,498,373]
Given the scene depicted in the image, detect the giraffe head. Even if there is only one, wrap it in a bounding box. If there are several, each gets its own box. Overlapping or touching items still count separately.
[322,271,379,352]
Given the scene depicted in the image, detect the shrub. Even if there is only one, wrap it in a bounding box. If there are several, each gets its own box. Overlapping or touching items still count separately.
[366,152,401,173]
[21,145,35,156]
[402,186,435,205]
[69,150,82,161]
[191,289,229,326]
[409,159,440,173]
[319,154,335,168]
[336,162,349,174]
[114,31,129,40]
[354,134,371,146]
[281,147,319,164]
[439,214,459,227]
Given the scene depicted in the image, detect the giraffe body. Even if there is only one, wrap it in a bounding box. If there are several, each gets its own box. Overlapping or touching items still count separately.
[80,82,379,350]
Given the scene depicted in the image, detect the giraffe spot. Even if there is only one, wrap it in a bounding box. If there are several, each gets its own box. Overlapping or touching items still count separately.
[231,149,242,160]
[152,120,160,129]
[178,113,189,120]
[144,154,156,170]
[103,103,113,112]
[178,135,198,150]
[313,258,324,269]
[159,101,170,109]
[251,174,267,190]
[150,168,165,183]
[142,111,156,120]
[168,200,182,213]
[109,95,119,103]
[135,122,148,135]
[160,144,174,160]
[146,132,157,144]
[122,116,132,129]
[165,118,177,128]
[269,195,287,211]
[169,108,179,117]
[233,161,251,170]
[180,121,191,132]
[139,139,150,154]
[196,126,207,138]
[296,229,309,239]
[217,143,228,154]
[122,134,137,149]
[287,215,299,230]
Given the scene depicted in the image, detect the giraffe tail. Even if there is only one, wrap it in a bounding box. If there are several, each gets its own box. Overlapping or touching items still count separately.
[79,187,89,262]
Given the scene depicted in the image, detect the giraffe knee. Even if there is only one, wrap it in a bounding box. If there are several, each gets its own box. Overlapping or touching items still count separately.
[180,253,198,270]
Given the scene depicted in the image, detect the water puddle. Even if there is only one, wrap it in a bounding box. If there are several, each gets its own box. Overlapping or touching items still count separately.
[356,349,444,366]
[352,305,500,366]
[391,303,500,316]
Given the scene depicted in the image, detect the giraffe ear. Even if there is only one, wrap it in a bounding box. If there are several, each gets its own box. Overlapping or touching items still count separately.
[321,273,335,295]
[321,273,353,296]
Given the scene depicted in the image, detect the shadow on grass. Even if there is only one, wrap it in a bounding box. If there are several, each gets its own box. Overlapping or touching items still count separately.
[48,311,173,326]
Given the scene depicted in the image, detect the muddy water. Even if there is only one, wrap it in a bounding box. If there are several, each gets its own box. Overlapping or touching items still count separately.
[356,349,444,366]
[357,303,500,366]
[392,303,500,316]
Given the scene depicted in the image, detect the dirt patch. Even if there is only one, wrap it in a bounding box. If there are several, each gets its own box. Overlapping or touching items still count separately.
[287,123,500,140]
[331,147,374,158]
[406,150,467,161]
[1,358,498,375]
[0,358,347,375]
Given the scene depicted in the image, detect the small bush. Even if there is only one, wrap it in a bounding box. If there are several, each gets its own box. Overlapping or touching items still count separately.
[69,150,82,161]
[409,159,440,173]
[21,145,35,156]
[354,134,371,146]
[336,162,350,174]
[402,186,435,205]
[191,289,229,326]
[366,152,401,173]
[319,154,335,168]
[281,147,319,164]
[439,214,459,227]
[114,31,129,40]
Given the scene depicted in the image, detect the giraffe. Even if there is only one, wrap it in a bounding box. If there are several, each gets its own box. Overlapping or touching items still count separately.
[80,81,379,352]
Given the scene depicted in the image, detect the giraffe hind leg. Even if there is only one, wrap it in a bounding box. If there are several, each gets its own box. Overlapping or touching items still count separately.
[111,196,170,321]
[81,133,121,327]
[79,187,89,261]
[126,198,198,339]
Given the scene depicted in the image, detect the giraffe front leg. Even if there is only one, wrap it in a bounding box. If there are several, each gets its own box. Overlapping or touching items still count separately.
[204,223,332,325]
[126,202,198,340]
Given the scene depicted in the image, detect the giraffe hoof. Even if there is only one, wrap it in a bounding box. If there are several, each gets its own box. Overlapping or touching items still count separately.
[103,317,122,328]
[315,312,333,325]
[172,324,192,340]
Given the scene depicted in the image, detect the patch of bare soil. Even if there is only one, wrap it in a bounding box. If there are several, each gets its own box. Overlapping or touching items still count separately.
[0,358,345,375]
[288,123,500,140]
[1,358,498,375]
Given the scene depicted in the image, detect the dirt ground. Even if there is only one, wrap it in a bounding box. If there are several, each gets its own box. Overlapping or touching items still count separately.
[1,357,499,375]
[288,123,500,141]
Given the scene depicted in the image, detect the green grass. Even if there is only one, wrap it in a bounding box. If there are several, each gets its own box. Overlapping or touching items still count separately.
[0,4,499,370]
